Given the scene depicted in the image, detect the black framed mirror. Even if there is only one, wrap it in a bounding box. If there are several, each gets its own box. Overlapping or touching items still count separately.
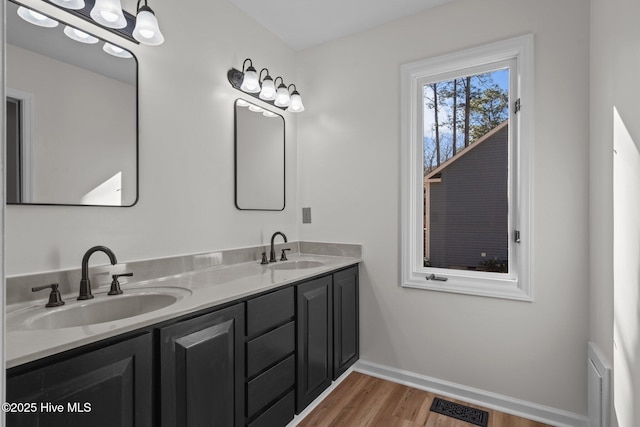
[5,0,138,207]
[234,99,285,211]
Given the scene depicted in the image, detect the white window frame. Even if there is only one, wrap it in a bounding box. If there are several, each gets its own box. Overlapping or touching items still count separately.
[400,34,534,301]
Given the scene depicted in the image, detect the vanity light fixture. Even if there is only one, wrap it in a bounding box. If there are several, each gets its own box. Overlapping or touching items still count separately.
[49,0,85,10]
[287,84,305,113]
[228,58,305,112]
[90,0,127,29]
[103,42,133,58]
[258,69,276,101]
[132,0,164,46]
[64,25,99,44]
[273,77,291,108]
[17,6,59,27]
[239,59,260,93]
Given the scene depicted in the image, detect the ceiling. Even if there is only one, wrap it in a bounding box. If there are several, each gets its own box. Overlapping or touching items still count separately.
[229,0,456,51]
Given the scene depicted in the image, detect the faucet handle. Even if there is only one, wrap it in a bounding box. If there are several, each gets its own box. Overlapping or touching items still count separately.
[108,273,133,295]
[32,283,65,308]
[260,252,269,265]
[280,248,291,261]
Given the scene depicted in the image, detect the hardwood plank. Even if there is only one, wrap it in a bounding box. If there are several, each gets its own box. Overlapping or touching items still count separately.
[296,372,553,427]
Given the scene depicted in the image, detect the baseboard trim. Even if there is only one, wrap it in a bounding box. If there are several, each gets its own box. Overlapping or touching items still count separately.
[354,360,589,427]
[285,366,356,427]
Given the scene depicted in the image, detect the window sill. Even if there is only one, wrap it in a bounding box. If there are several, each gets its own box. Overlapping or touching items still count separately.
[402,272,533,301]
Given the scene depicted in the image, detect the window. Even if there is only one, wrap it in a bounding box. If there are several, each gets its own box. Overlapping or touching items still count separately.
[400,35,533,300]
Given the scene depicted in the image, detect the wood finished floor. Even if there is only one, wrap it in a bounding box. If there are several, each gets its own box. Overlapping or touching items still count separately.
[296,372,552,427]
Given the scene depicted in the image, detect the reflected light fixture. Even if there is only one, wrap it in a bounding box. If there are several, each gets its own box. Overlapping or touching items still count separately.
[64,25,99,44]
[90,0,127,29]
[17,6,59,27]
[258,69,276,101]
[133,0,164,46]
[240,59,260,93]
[48,0,85,10]
[228,58,305,112]
[103,42,133,58]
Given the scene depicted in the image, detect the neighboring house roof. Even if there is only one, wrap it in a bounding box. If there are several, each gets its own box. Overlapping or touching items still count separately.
[424,120,509,182]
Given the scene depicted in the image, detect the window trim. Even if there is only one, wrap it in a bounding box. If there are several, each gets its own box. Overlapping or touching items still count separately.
[400,34,534,301]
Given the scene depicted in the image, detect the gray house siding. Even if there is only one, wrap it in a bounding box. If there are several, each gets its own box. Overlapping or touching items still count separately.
[428,124,508,271]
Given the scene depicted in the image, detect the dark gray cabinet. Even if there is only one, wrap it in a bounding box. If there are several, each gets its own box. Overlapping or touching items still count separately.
[6,333,153,427]
[296,275,334,412]
[333,266,359,379]
[245,287,296,427]
[6,263,359,427]
[160,303,245,427]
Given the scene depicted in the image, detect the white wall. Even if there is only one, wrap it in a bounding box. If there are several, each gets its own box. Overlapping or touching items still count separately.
[297,0,590,416]
[590,0,640,425]
[5,0,299,275]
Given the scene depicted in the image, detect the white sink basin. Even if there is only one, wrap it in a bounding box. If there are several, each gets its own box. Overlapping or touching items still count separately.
[270,260,325,270]
[7,287,191,330]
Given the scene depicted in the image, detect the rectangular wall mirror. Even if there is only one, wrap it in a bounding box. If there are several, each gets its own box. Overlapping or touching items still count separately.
[5,0,138,207]
[234,99,285,211]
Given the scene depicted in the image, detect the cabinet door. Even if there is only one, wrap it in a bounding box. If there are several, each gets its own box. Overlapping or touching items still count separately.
[6,333,152,427]
[333,266,359,379]
[160,303,245,427]
[296,276,333,412]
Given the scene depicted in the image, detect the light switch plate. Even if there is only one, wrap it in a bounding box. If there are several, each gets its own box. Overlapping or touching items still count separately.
[302,207,312,224]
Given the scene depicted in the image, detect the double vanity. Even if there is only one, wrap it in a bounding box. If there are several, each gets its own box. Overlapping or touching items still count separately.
[5,241,361,427]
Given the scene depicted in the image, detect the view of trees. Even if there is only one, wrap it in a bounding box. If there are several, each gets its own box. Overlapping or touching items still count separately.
[423,69,509,173]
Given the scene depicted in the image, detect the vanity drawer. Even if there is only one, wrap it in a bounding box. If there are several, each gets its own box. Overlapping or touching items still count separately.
[247,321,295,378]
[247,355,295,418]
[248,390,295,427]
[246,287,294,336]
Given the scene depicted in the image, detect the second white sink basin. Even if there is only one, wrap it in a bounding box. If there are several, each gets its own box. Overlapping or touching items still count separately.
[7,287,191,330]
[271,260,325,270]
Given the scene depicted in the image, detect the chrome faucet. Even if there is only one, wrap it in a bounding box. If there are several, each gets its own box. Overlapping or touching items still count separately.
[269,231,287,263]
[78,246,118,300]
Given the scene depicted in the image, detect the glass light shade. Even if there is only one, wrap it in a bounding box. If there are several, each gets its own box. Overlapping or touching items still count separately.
[133,7,164,46]
[248,104,264,113]
[236,99,250,107]
[64,26,99,44]
[103,42,133,58]
[263,110,277,118]
[90,0,126,29]
[49,0,85,10]
[288,92,305,113]
[240,67,260,93]
[17,6,59,28]
[259,76,276,101]
[274,84,291,107]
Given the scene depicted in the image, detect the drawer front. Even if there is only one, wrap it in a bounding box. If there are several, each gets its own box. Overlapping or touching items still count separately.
[248,390,295,427]
[246,287,294,337]
[247,355,295,418]
[247,322,295,378]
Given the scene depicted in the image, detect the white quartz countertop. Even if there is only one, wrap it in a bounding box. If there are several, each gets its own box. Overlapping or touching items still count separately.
[6,253,360,368]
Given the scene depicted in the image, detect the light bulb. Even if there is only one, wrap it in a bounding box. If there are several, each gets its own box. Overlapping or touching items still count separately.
[103,42,133,58]
[64,26,99,44]
[17,6,59,28]
[236,99,250,107]
[90,0,126,29]
[133,6,164,46]
[263,110,277,118]
[248,104,263,113]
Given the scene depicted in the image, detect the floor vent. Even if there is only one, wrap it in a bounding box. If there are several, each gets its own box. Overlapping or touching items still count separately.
[430,397,489,427]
